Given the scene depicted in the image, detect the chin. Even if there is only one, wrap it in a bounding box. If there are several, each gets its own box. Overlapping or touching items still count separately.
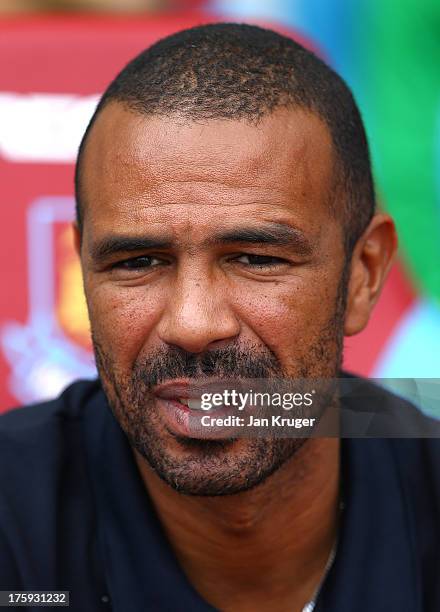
[133,432,304,497]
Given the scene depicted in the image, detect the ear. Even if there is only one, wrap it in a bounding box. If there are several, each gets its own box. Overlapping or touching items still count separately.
[344,213,398,336]
[72,222,82,257]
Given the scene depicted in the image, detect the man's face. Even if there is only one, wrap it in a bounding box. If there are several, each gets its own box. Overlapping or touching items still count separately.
[78,104,347,495]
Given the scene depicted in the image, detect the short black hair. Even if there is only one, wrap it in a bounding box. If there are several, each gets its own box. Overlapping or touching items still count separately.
[75,22,375,253]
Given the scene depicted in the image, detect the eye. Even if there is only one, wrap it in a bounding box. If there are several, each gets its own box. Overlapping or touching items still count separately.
[113,255,165,271]
[234,254,289,267]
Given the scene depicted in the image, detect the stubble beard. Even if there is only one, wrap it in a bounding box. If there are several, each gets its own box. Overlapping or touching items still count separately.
[92,273,347,497]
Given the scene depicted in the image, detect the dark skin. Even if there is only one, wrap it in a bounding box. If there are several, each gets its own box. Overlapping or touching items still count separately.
[75,103,397,611]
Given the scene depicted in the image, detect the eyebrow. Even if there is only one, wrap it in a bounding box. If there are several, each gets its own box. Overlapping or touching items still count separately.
[89,222,313,263]
[206,223,313,254]
[90,236,174,262]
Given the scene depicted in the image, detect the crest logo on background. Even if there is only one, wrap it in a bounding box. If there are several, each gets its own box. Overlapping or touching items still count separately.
[1,197,96,404]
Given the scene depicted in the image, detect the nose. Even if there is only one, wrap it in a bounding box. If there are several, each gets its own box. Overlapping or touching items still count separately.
[156,268,240,354]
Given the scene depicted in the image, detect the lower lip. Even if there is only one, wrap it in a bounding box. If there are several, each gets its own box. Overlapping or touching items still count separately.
[156,397,240,439]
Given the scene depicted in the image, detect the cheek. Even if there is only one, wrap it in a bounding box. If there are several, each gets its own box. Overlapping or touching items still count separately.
[85,283,165,369]
[233,275,339,357]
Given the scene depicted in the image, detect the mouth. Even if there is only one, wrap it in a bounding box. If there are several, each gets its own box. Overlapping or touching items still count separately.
[153,379,237,438]
[154,380,222,411]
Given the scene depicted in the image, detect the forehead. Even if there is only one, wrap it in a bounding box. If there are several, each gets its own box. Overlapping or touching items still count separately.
[80,103,336,236]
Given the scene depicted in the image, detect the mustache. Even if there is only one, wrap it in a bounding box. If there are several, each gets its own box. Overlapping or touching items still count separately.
[132,343,283,389]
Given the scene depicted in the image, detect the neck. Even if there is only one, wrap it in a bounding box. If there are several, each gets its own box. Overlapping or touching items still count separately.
[134,438,340,611]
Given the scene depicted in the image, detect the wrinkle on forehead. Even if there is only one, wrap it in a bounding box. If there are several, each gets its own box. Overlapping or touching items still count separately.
[81,103,336,228]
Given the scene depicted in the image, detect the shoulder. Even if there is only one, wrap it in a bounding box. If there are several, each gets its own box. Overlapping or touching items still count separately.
[0,378,102,432]
[0,377,103,481]
[340,374,440,438]
[0,380,105,588]
[388,436,440,605]
[0,378,103,489]
[388,436,440,500]
[342,377,440,576]
[0,378,104,499]
[341,374,440,510]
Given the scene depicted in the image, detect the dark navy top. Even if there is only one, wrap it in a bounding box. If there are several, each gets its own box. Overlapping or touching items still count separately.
[0,379,439,611]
